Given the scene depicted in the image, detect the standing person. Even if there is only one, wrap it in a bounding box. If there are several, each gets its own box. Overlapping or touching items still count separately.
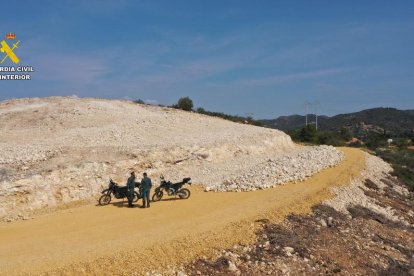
[140,172,152,208]
[126,171,136,208]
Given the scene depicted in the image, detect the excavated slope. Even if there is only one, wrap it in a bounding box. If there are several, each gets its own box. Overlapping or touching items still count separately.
[0,97,296,220]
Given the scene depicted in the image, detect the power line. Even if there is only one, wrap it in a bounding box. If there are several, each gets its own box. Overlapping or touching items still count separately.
[303,101,321,130]
[304,101,311,126]
[314,101,320,130]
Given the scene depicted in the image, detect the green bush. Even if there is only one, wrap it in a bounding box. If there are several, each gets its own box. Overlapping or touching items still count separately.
[134,99,145,104]
[196,107,206,113]
[376,148,414,191]
[195,107,262,126]
[339,127,352,141]
[318,131,345,146]
[176,97,193,111]
[299,124,318,143]
[392,138,410,149]
[365,132,388,150]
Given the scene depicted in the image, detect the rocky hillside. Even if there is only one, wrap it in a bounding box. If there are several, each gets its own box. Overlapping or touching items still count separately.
[0,97,343,221]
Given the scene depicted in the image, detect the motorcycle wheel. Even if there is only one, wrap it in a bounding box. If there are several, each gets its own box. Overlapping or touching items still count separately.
[152,191,163,202]
[99,194,111,205]
[177,188,191,199]
[133,192,140,202]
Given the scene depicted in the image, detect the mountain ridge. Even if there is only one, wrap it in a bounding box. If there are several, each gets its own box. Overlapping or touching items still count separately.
[260,107,414,137]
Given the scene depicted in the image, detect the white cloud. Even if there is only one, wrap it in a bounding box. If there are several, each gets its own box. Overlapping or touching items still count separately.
[233,68,347,87]
[144,99,158,105]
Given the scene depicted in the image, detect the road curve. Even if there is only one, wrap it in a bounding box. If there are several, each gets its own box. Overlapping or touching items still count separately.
[0,148,365,275]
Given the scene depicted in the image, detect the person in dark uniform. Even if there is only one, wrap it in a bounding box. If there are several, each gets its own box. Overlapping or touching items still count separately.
[140,172,152,208]
[126,171,136,208]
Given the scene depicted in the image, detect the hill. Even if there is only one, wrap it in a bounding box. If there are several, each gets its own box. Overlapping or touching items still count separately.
[260,107,414,138]
[260,114,330,131]
[0,97,290,219]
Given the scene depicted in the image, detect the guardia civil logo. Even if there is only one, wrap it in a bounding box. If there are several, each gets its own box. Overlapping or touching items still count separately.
[0,33,34,80]
[1,33,20,64]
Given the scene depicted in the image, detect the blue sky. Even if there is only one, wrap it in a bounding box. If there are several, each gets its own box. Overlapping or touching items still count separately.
[0,1,413,118]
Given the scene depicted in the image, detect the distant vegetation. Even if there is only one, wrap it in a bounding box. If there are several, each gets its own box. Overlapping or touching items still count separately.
[260,107,414,139]
[195,108,263,126]
[133,96,262,126]
[133,99,145,104]
[288,124,352,146]
[261,107,414,190]
[135,97,413,190]
[170,97,263,126]
[376,147,414,191]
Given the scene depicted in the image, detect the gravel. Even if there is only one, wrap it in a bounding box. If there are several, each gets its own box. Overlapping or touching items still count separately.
[211,145,344,192]
[325,152,411,225]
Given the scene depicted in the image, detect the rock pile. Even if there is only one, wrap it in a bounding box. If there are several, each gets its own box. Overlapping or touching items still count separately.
[0,97,347,221]
[325,153,411,225]
[211,145,344,192]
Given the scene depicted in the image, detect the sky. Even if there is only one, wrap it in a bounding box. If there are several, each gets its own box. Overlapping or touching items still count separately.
[0,1,413,118]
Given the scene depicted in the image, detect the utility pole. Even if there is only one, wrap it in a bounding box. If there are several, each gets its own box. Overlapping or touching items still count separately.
[304,101,321,129]
[314,102,320,130]
[304,101,310,126]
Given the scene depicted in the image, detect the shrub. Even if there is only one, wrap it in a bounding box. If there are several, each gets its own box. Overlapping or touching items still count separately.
[196,107,206,113]
[339,127,352,141]
[318,131,345,146]
[392,138,410,149]
[348,140,363,148]
[134,99,145,104]
[176,97,193,111]
[299,124,318,143]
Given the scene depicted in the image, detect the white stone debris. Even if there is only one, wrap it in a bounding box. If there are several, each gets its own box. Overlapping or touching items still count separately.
[211,145,344,192]
[325,153,411,226]
[0,97,343,221]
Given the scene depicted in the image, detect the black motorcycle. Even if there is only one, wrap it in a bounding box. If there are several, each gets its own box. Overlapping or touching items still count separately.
[98,179,141,206]
[152,176,191,202]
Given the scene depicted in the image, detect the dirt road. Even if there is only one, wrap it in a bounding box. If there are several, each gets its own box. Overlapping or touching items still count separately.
[0,148,365,275]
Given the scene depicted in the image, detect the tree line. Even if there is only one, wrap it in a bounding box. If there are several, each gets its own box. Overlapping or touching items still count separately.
[134,96,263,126]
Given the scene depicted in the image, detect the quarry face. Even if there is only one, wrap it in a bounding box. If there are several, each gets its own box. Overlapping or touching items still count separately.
[0,97,342,221]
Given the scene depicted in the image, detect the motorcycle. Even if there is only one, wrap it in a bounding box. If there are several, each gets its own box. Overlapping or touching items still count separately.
[98,179,141,206]
[152,176,191,202]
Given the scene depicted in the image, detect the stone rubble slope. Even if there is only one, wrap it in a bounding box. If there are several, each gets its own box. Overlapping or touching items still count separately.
[0,97,344,221]
[325,153,411,225]
[210,145,344,192]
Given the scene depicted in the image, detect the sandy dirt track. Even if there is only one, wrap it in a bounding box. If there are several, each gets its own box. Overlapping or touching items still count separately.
[0,148,364,275]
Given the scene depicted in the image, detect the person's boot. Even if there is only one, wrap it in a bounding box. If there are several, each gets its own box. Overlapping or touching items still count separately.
[147,203,150,208]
